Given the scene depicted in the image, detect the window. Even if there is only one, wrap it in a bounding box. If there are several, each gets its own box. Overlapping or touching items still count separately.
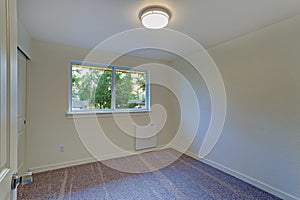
[69,61,149,113]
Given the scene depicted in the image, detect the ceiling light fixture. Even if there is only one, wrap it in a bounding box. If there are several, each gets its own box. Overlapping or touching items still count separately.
[140,6,170,29]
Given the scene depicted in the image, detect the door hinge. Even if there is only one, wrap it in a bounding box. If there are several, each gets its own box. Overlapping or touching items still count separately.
[11,172,33,190]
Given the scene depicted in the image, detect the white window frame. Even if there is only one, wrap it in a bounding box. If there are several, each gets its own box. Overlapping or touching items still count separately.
[68,61,150,114]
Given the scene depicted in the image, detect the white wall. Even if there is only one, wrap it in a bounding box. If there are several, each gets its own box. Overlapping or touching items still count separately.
[17,19,31,59]
[25,40,177,172]
[170,58,211,154]
[171,15,300,199]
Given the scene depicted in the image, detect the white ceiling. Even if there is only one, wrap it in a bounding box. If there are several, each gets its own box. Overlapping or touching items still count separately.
[18,0,300,60]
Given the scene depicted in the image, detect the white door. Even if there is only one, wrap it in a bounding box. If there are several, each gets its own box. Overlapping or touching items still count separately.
[17,51,26,170]
[0,0,18,199]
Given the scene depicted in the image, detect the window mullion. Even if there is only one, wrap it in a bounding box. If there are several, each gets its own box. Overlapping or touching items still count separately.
[111,67,116,110]
[146,71,150,110]
[69,63,73,112]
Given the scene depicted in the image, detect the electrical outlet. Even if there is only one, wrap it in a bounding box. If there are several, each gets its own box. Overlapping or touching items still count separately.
[60,145,64,152]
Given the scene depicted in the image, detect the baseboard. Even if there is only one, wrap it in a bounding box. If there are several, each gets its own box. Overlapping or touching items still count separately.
[29,157,97,174]
[170,145,299,200]
[29,145,167,174]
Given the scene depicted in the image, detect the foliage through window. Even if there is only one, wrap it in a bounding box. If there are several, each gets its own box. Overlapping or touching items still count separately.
[70,62,149,113]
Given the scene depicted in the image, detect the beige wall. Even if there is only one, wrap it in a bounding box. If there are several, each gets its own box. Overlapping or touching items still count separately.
[172,15,300,199]
[25,40,178,172]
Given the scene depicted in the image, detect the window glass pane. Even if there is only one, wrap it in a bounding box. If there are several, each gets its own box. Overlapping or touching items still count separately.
[72,65,112,111]
[70,62,149,113]
[115,69,146,109]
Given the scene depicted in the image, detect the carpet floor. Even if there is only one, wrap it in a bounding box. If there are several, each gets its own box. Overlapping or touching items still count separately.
[18,149,281,200]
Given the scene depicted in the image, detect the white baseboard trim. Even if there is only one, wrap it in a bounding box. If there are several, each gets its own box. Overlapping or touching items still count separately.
[170,145,299,200]
[29,145,167,174]
[29,157,96,174]
[29,151,130,174]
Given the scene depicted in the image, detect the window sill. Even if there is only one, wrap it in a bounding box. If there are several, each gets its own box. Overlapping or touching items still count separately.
[66,110,151,119]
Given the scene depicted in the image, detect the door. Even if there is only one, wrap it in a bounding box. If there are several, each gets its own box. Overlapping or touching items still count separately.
[17,51,26,171]
[0,0,18,199]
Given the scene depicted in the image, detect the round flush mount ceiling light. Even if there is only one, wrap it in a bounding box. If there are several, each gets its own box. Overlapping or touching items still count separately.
[140,6,170,29]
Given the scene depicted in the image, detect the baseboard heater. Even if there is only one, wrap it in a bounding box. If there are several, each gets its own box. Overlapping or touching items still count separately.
[135,124,157,150]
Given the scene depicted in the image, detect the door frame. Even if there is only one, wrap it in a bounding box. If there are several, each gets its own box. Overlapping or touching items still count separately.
[0,0,18,199]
